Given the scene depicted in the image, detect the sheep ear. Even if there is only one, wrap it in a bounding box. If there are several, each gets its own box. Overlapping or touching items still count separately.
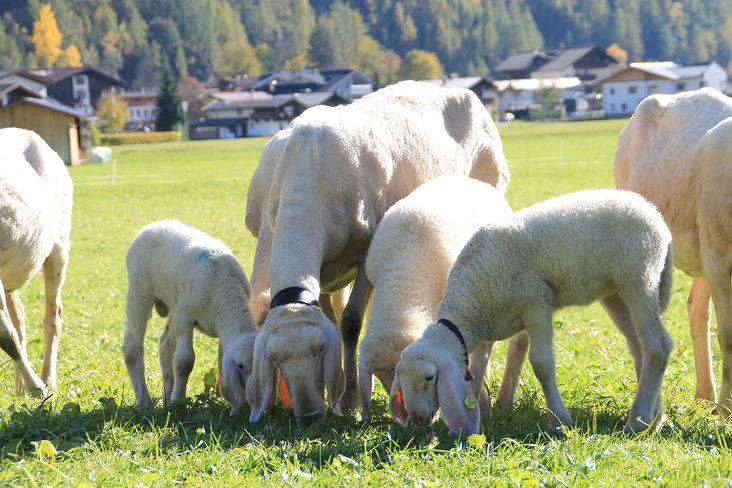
[358,356,374,419]
[389,376,408,427]
[220,355,247,413]
[322,319,345,412]
[436,354,481,436]
[246,332,274,422]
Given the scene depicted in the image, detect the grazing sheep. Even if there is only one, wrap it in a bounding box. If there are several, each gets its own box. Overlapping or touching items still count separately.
[359,175,528,419]
[0,128,72,398]
[123,220,258,412]
[247,80,511,425]
[390,189,674,435]
[614,88,732,415]
[245,128,350,329]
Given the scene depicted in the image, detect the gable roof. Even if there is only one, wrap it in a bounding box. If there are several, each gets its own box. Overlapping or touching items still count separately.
[419,76,494,90]
[497,46,616,76]
[0,95,86,117]
[597,61,721,84]
[16,66,124,86]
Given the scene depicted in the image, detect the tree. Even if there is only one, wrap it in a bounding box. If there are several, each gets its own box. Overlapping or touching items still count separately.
[178,76,208,126]
[58,43,82,67]
[96,90,127,133]
[398,49,443,80]
[32,3,62,66]
[156,65,183,132]
[218,41,262,76]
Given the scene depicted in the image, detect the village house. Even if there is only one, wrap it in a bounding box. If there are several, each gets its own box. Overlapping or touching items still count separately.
[598,61,728,116]
[122,90,158,131]
[0,66,124,115]
[0,83,89,165]
[191,68,371,139]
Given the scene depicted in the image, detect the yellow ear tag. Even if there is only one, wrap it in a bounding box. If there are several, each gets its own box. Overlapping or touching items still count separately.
[464,395,476,410]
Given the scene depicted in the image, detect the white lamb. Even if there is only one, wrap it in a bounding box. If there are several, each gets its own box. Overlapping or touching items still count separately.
[0,127,72,398]
[359,175,528,419]
[390,189,674,435]
[247,80,511,425]
[614,88,732,416]
[123,220,258,412]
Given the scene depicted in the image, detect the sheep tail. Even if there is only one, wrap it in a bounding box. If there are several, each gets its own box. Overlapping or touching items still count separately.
[657,241,674,314]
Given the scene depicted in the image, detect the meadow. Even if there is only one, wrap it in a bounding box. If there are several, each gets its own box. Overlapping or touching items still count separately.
[0,118,730,486]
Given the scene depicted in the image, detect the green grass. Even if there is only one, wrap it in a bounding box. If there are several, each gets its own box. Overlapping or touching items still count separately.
[1,120,730,487]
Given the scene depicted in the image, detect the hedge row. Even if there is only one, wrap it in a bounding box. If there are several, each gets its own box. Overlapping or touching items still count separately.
[99,131,181,145]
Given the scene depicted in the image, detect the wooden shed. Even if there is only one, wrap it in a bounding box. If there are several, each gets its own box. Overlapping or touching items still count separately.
[0,85,86,165]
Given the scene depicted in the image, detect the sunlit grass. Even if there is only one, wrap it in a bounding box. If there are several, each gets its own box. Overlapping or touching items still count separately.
[1,121,729,486]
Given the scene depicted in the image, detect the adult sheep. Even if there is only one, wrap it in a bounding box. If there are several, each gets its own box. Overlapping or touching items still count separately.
[246,80,511,425]
[245,128,349,329]
[360,175,528,419]
[0,127,73,397]
[390,190,674,435]
[614,88,732,415]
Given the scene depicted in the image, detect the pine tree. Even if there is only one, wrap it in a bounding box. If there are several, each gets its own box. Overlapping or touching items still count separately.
[155,65,183,132]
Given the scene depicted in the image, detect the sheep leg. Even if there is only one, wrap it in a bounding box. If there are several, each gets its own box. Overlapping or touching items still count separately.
[687,278,717,402]
[158,316,176,407]
[0,288,46,398]
[522,305,572,430]
[495,330,529,409]
[623,298,672,433]
[7,291,28,395]
[702,261,732,417]
[468,341,494,419]
[169,311,196,404]
[123,293,154,408]
[601,293,666,422]
[601,294,643,379]
[40,246,68,390]
[338,265,373,412]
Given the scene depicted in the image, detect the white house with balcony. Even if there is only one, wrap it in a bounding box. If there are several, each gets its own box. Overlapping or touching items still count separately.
[598,61,728,116]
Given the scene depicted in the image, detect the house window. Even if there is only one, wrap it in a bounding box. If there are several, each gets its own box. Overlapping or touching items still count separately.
[628,85,638,94]
[73,75,86,86]
[74,89,87,102]
[676,82,686,90]
[649,84,659,93]
[610,103,616,112]
[621,103,627,111]
[609,87,615,95]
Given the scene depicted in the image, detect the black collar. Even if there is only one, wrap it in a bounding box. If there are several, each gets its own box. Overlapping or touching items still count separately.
[437,319,474,382]
[270,287,319,309]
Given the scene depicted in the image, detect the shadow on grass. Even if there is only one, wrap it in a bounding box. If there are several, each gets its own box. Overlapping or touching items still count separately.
[1,389,729,469]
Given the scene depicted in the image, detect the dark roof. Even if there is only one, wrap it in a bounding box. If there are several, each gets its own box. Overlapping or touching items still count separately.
[17,66,124,86]
[190,117,248,128]
[0,69,50,84]
[0,83,40,99]
[497,46,616,75]
[205,94,295,111]
[254,68,371,93]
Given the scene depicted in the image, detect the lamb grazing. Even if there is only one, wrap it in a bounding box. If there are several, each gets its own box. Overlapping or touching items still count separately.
[614,88,732,416]
[247,80,510,425]
[390,189,674,435]
[0,128,72,398]
[123,220,258,412]
[360,175,528,419]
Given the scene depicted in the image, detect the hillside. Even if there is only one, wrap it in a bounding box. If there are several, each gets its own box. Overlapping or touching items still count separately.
[1,0,731,88]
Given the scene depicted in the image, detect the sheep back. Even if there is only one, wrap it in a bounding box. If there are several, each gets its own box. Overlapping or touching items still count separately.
[439,189,672,341]
[125,220,252,337]
[0,128,72,291]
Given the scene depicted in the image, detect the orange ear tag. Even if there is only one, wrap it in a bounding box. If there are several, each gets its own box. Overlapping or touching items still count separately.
[277,374,291,409]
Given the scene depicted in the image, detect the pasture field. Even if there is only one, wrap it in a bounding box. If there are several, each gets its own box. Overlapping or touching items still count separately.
[1,118,730,486]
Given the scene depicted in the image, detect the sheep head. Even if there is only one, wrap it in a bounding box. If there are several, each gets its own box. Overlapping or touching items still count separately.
[220,331,258,413]
[390,336,480,435]
[246,303,344,424]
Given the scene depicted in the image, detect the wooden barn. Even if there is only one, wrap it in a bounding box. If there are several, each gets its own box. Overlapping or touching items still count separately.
[0,84,87,165]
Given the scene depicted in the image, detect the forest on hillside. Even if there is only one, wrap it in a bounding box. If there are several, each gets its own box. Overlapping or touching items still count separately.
[2,0,732,88]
